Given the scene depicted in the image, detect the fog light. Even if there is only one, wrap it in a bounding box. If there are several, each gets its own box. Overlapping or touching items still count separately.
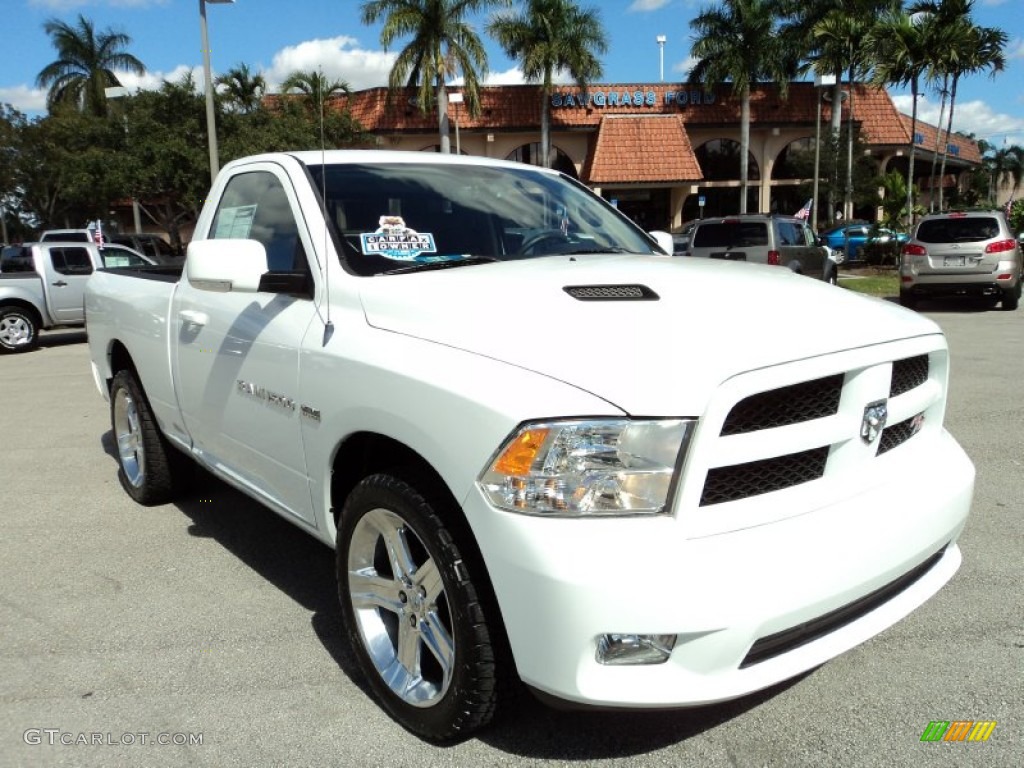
[596,633,676,665]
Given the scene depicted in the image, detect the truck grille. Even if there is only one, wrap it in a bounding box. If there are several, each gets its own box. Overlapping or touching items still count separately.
[691,344,945,519]
[720,374,843,436]
[700,447,829,506]
[890,355,929,397]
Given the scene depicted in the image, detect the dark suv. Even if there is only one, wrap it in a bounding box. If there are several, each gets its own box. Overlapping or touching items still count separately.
[685,214,833,282]
[899,210,1021,310]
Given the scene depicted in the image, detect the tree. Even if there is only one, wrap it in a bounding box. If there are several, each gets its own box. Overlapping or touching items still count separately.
[868,10,933,225]
[689,0,787,213]
[35,14,145,117]
[281,70,352,118]
[361,0,497,154]
[487,0,606,169]
[216,63,267,115]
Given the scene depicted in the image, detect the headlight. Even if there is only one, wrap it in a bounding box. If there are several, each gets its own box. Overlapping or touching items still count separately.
[477,419,694,517]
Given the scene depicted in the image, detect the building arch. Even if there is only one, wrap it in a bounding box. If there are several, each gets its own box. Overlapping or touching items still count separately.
[773,137,816,180]
[505,142,579,179]
[695,138,760,181]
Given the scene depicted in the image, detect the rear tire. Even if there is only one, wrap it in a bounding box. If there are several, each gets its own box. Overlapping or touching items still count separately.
[1003,282,1020,311]
[337,473,499,742]
[110,369,185,505]
[0,306,39,353]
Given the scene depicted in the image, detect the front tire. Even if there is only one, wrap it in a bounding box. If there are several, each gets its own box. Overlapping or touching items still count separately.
[338,474,499,742]
[0,306,39,353]
[110,369,185,505]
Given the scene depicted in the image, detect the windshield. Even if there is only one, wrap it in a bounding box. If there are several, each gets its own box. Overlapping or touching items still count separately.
[306,162,660,276]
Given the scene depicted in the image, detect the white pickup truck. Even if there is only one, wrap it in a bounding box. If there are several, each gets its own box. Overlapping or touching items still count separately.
[85,151,975,742]
[0,241,154,352]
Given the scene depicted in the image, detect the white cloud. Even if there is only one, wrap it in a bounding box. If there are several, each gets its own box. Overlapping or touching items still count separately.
[892,93,1024,147]
[1007,38,1024,60]
[672,57,698,77]
[628,0,671,10]
[264,37,395,92]
[483,67,526,86]
[0,85,47,113]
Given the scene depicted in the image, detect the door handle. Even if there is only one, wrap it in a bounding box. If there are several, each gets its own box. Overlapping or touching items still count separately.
[51,280,68,287]
[178,309,208,327]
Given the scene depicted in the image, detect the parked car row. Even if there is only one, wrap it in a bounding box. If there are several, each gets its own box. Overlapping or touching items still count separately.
[39,229,183,264]
[0,240,157,352]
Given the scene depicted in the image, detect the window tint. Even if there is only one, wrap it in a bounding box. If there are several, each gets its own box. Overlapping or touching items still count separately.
[210,171,308,273]
[693,222,769,248]
[777,221,801,246]
[917,217,1001,243]
[1,246,34,273]
[49,247,93,275]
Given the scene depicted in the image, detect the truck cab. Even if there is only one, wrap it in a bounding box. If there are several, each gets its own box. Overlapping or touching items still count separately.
[0,241,153,352]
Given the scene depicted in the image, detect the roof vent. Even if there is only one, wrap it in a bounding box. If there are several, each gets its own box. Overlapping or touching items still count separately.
[563,284,659,301]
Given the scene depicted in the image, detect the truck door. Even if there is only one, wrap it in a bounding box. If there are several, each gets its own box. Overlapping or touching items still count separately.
[172,163,319,526]
[44,246,93,323]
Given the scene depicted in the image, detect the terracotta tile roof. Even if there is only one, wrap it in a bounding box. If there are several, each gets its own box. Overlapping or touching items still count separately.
[583,115,701,184]
[897,113,982,164]
[315,82,980,166]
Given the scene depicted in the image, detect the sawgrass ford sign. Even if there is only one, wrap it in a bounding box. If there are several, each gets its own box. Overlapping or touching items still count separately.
[551,89,718,108]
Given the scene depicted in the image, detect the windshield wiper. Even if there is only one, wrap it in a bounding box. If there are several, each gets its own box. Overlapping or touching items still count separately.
[383,257,498,275]
[559,246,632,255]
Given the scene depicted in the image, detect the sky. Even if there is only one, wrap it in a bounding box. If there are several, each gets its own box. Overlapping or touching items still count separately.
[3,0,1024,149]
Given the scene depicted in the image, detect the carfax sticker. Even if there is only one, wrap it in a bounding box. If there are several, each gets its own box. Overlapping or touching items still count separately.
[360,216,437,261]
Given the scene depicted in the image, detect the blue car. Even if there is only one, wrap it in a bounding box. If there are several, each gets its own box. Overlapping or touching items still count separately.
[821,223,908,261]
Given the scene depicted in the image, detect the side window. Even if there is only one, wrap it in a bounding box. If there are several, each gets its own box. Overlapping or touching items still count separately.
[1,246,33,273]
[800,223,815,246]
[210,170,308,273]
[100,246,146,269]
[50,247,93,276]
[777,222,799,246]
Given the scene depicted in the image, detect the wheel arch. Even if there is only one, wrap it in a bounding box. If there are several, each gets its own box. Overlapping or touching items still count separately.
[0,300,44,329]
[329,430,518,688]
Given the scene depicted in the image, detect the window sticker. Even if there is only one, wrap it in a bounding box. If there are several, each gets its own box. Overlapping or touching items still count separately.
[214,204,258,239]
[359,216,438,261]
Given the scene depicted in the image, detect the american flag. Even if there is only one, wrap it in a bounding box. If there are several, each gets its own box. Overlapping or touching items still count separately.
[794,198,812,221]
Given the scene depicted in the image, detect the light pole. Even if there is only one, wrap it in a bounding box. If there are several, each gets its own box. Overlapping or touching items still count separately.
[656,36,666,82]
[448,92,463,155]
[199,0,234,183]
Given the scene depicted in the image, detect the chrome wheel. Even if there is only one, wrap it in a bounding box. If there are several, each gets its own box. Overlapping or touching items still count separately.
[0,312,33,349]
[347,507,455,708]
[113,386,145,488]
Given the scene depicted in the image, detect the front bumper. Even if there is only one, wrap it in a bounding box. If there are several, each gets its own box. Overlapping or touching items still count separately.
[468,428,973,708]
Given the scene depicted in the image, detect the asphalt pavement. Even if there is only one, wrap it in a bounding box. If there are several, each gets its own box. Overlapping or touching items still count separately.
[1,303,1021,768]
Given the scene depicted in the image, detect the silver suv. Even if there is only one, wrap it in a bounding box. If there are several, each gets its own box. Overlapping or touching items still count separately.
[899,210,1022,310]
[685,214,833,282]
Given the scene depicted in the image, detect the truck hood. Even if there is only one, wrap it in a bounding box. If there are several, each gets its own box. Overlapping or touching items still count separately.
[357,255,939,414]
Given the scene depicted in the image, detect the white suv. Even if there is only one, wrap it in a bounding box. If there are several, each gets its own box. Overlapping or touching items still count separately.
[900,210,1022,310]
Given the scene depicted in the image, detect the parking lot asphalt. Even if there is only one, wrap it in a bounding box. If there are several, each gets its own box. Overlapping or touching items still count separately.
[1,304,1021,768]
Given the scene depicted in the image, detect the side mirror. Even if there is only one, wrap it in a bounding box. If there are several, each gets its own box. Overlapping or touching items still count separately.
[186,239,267,293]
[648,230,674,255]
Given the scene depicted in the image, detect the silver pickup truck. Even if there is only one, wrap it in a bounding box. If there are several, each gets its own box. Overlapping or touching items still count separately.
[0,241,153,352]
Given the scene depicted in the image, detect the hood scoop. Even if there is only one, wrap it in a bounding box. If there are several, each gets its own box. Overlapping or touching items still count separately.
[563,284,660,301]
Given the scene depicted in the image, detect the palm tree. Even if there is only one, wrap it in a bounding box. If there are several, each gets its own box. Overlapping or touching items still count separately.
[281,70,352,117]
[487,0,606,169]
[935,22,1006,209]
[36,14,145,117]
[216,63,267,115]
[868,10,933,225]
[361,0,496,154]
[689,0,787,214]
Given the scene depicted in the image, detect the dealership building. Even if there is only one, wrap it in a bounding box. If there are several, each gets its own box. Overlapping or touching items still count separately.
[338,81,983,230]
